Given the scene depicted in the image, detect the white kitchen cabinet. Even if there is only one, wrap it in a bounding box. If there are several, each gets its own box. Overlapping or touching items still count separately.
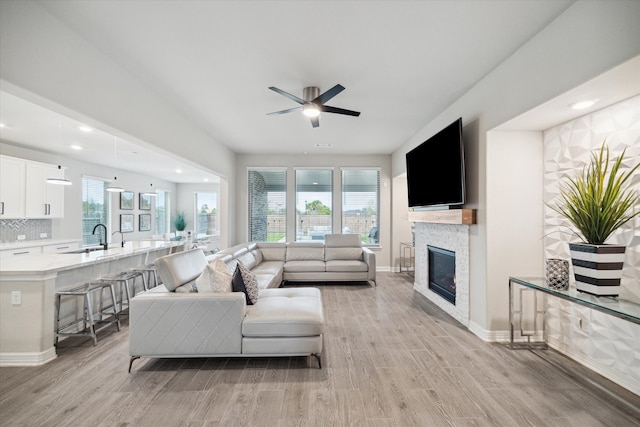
[25,163,65,218]
[0,245,42,259]
[0,156,26,218]
[42,241,80,253]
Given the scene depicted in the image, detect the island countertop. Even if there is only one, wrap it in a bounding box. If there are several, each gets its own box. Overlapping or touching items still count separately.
[0,240,182,276]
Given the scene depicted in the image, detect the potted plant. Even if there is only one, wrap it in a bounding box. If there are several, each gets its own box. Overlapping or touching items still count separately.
[549,141,639,296]
[172,211,188,239]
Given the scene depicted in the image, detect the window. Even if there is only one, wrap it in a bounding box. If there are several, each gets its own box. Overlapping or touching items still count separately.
[82,176,109,246]
[155,189,169,235]
[296,169,332,241]
[342,169,380,245]
[195,191,218,236]
[248,169,286,242]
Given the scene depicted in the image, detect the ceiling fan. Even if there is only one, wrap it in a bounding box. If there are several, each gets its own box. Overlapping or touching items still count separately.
[267,84,360,128]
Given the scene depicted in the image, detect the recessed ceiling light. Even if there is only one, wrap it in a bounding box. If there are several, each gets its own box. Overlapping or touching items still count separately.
[203,178,209,182]
[70,145,82,150]
[176,169,182,173]
[570,99,598,110]
[0,123,6,128]
[78,125,93,132]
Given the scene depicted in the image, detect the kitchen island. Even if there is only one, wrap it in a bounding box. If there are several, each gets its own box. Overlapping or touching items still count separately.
[0,240,183,366]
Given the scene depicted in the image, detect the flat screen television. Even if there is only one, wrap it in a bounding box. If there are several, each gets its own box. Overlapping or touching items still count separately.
[405,117,465,208]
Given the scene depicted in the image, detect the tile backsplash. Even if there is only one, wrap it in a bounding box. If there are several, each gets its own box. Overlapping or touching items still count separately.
[0,219,53,243]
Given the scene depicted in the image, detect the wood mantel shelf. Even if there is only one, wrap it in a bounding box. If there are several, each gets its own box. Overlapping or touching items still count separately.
[408,209,476,225]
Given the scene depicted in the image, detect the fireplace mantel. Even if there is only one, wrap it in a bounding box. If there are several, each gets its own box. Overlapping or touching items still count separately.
[408,209,476,225]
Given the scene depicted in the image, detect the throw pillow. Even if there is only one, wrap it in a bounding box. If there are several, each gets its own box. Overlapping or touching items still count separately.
[196,258,233,293]
[238,261,259,304]
[210,258,233,292]
[231,264,249,303]
[194,265,212,292]
[231,262,259,305]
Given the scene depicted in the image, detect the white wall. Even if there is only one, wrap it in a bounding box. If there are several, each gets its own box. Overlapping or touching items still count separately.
[483,131,544,336]
[0,141,177,243]
[236,153,392,270]
[391,0,640,332]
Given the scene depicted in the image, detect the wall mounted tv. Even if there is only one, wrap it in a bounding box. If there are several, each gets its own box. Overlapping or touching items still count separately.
[405,117,465,209]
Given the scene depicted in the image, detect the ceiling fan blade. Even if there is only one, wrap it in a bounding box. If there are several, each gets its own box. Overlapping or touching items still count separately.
[310,116,320,128]
[313,84,345,105]
[319,105,361,117]
[267,107,302,115]
[269,87,304,104]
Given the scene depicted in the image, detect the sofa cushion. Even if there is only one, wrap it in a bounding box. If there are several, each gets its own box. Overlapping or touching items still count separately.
[284,260,326,273]
[325,259,368,272]
[257,243,286,261]
[155,248,207,292]
[237,251,257,270]
[242,287,323,337]
[251,249,263,266]
[254,273,276,290]
[252,260,284,276]
[325,247,363,261]
[324,233,362,247]
[286,242,325,261]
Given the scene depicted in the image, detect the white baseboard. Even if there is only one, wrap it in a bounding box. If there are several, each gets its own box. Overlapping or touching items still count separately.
[376,266,392,272]
[0,347,57,366]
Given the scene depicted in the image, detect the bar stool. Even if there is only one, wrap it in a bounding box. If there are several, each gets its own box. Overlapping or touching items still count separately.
[99,254,147,314]
[55,257,120,346]
[128,248,160,289]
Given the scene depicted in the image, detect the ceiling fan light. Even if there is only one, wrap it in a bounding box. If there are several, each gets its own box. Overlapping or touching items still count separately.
[303,105,320,117]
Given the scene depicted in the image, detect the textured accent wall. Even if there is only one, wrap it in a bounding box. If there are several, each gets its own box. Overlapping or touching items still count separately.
[0,219,52,243]
[414,222,470,327]
[543,95,640,394]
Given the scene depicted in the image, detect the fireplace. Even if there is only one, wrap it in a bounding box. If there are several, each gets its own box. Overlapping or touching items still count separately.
[428,245,456,304]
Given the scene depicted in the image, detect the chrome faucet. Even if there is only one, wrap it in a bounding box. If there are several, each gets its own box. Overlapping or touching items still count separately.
[92,223,108,250]
[112,230,125,248]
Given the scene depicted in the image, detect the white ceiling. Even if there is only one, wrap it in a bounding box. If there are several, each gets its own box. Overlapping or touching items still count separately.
[1,1,575,182]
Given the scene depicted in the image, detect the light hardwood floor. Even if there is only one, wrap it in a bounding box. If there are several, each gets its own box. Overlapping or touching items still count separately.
[1,272,639,426]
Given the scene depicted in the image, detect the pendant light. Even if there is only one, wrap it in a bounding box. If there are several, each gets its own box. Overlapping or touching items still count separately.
[106,136,124,192]
[47,118,72,185]
[144,183,157,196]
[106,176,124,193]
[47,165,72,185]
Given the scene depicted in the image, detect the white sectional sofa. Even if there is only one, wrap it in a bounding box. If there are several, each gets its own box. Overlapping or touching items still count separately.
[128,234,375,370]
[129,248,324,371]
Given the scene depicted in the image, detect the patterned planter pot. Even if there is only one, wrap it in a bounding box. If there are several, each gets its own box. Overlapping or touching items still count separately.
[569,243,626,297]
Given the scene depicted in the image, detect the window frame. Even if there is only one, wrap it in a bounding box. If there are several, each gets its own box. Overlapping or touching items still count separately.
[81,175,110,247]
[248,168,287,243]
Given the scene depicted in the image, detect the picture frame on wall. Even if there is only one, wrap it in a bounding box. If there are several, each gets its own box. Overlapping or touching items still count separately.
[139,193,152,210]
[120,191,134,210]
[139,214,151,232]
[120,214,135,233]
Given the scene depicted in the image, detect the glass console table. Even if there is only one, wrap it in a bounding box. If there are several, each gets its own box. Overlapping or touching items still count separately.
[509,277,640,349]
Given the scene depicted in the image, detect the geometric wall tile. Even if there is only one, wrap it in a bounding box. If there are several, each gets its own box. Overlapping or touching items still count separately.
[544,94,640,394]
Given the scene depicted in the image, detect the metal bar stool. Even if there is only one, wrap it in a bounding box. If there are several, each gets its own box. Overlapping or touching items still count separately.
[99,253,147,314]
[129,248,161,289]
[55,257,121,346]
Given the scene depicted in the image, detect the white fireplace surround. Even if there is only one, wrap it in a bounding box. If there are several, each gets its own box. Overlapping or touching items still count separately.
[414,222,470,326]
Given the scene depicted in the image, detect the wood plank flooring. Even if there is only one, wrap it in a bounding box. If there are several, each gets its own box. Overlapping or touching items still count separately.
[1,272,639,426]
